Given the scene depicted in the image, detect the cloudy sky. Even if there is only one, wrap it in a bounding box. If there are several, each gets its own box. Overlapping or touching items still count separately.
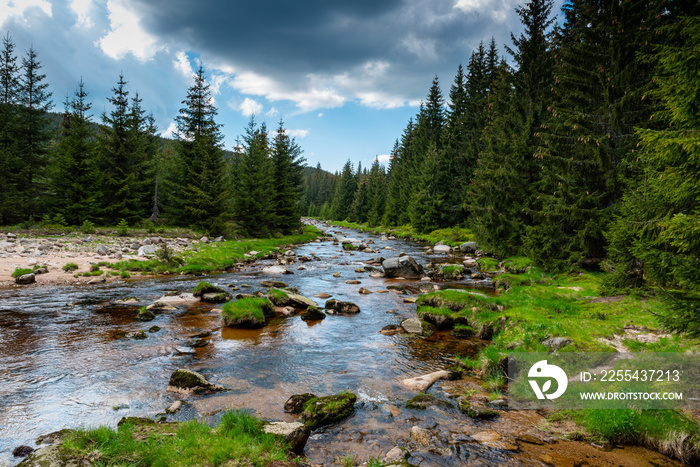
[2,0,563,172]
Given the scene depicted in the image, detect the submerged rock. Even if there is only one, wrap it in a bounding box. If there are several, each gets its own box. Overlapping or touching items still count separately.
[300,392,357,428]
[167,369,224,392]
[260,280,287,288]
[300,306,326,321]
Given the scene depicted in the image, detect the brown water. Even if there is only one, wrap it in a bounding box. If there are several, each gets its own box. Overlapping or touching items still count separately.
[0,224,685,466]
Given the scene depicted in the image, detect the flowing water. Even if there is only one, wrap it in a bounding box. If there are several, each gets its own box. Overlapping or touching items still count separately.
[0,224,684,466]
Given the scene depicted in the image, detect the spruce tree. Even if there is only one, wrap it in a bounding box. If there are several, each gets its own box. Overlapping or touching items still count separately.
[17,45,52,219]
[524,0,662,269]
[604,16,700,334]
[0,33,20,224]
[330,160,356,221]
[172,67,227,234]
[233,117,273,237]
[51,79,100,224]
[269,120,306,233]
[469,0,555,255]
[366,159,387,227]
[99,74,149,224]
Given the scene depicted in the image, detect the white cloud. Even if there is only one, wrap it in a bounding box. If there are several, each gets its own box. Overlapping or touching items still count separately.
[161,120,178,138]
[0,0,52,26]
[98,0,165,62]
[288,129,309,138]
[173,50,195,79]
[317,113,324,118]
[454,0,518,22]
[265,107,279,117]
[401,34,438,61]
[238,97,263,117]
[376,154,393,164]
[70,0,92,27]
[209,74,228,96]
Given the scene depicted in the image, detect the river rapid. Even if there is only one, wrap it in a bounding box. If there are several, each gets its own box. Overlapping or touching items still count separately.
[0,223,686,466]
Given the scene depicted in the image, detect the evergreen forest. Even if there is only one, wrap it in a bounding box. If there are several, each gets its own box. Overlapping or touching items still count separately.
[0,40,305,238]
[301,0,700,330]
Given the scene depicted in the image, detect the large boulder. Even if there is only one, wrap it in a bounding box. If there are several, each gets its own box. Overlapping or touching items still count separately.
[167,369,224,392]
[96,244,110,255]
[300,392,357,428]
[137,245,157,256]
[263,421,310,454]
[433,244,452,254]
[382,255,424,279]
[300,306,326,321]
[460,242,479,253]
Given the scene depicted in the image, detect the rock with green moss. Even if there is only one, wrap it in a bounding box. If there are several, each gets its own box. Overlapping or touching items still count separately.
[300,306,326,321]
[192,282,232,303]
[260,280,287,288]
[267,288,290,306]
[284,393,317,414]
[324,299,360,314]
[168,369,224,392]
[221,297,273,328]
[16,444,80,467]
[300,392,357,428]
[137,306,156,322]
[400,318,436,337]
[458,399,498,420]
[405,393,452,410]
[416,306,469,330]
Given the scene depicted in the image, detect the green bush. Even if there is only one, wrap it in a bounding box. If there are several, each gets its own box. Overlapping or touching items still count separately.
[116,219,129,236]
[81,219,96,234]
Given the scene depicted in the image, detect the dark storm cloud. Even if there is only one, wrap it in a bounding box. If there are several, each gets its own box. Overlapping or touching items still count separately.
[129,0,530,104]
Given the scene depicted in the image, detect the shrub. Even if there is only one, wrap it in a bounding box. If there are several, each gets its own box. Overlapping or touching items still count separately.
[62,262,79,272]
[81,219,96,234]
[116,219,128,236]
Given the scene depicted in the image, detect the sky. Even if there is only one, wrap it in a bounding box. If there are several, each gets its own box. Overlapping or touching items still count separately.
[1,0,563,172]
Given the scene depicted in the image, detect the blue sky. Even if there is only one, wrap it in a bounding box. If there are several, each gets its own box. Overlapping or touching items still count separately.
[2,0,563,173]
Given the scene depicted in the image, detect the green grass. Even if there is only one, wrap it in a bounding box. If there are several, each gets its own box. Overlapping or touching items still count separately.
[443,257,700,462]
[109,225,322,277]
[325,220,474,245]
[221,298,273,328]
[11,268,33,278]
[61,411,290,466]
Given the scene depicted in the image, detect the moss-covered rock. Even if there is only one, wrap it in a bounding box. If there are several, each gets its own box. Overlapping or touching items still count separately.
[284,393,317,414]
[260,280,287,288]
[221,297,273,328]
[267,288,290,306]
[324,299,360,314]
[400,317,436,337]
[416,306,470,330]
[300,306,326,321]
[136,306,156,322]
[405,393,452,410]
[300,392,357,428]
[416,289,497,312]
[168,368,224,392]
[458,399,498,420]
[193,281,232,302]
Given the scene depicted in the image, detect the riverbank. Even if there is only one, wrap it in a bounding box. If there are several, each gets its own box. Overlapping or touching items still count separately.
[0,224,324,288]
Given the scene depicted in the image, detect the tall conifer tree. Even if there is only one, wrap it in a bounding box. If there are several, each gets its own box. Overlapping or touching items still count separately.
[269,120,306,233]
